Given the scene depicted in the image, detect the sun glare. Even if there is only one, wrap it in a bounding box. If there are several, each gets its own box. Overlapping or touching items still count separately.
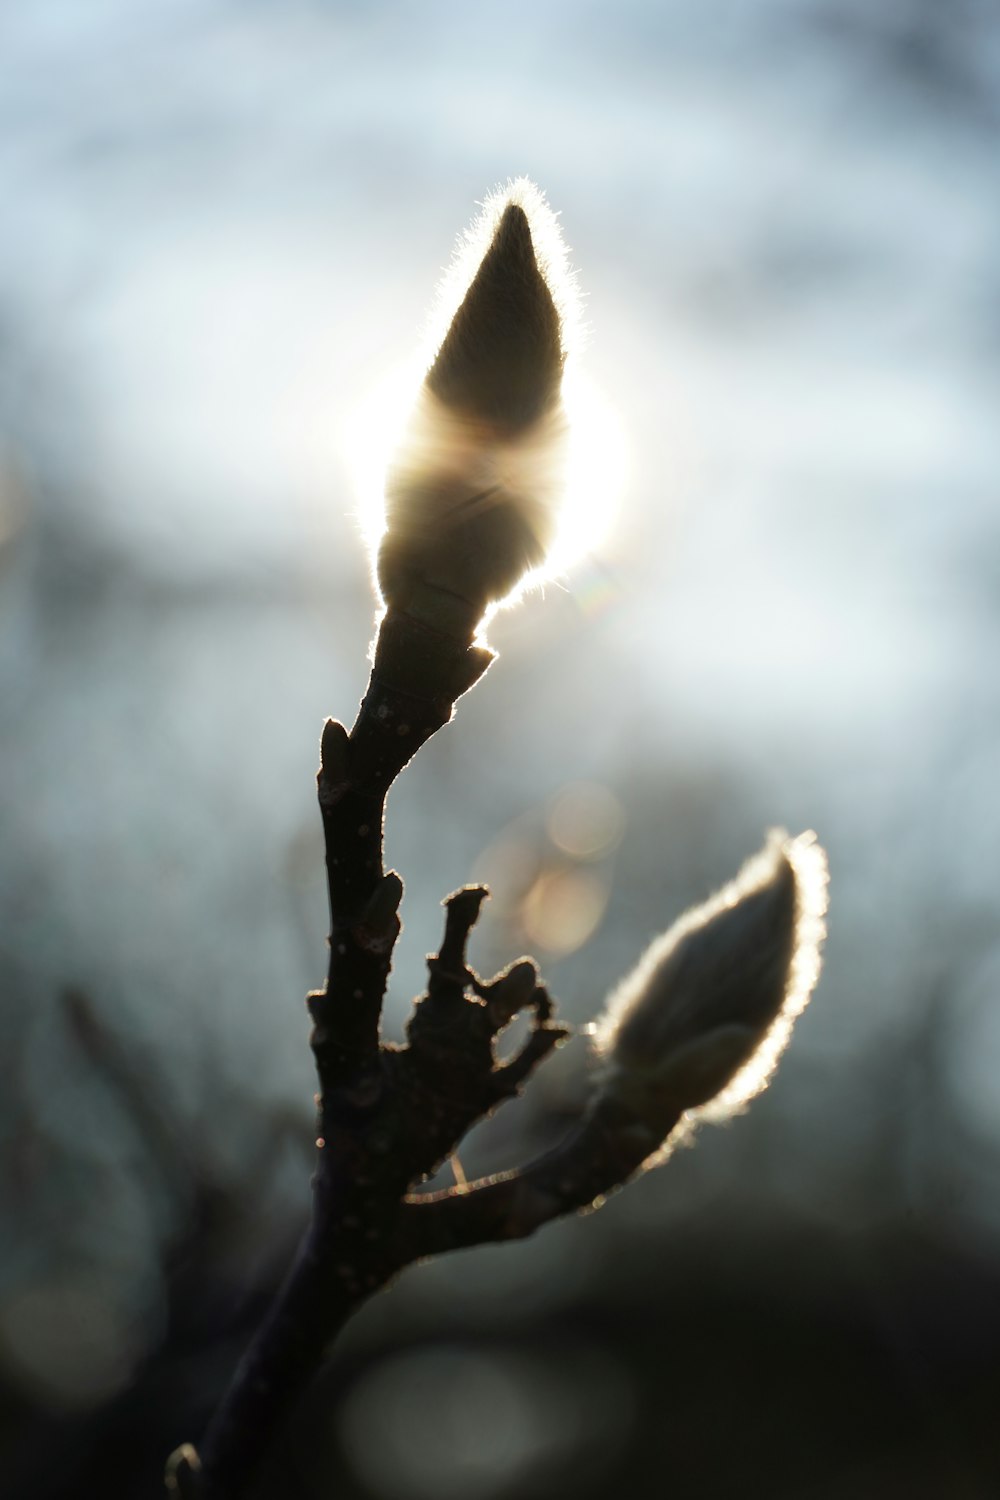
[342,355,424,570]
[341,180,627,608]
[342,358,627,598]
[545,363,627,579]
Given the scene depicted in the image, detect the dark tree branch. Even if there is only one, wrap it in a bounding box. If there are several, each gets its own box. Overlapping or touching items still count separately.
[168,606,548,1499]
[400,1098,683,1259]
[168,597,807,1499]
[309,606,492,1086]
[165,187,827,1500]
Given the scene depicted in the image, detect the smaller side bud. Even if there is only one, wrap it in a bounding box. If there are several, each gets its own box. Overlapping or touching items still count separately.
[354,871,405,953]
[318,718,351,807]
[320,718,350,780]
[594,831,828,1145]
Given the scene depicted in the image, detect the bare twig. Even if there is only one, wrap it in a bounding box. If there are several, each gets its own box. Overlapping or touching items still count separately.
[165,184,828,1499]
[169,607,564,1498]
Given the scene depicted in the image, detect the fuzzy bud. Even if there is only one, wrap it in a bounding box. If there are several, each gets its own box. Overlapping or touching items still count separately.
[595,831,828,1141]
[378,181,577,626]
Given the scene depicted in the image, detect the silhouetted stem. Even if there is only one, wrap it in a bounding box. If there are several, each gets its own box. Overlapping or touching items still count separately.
[196,1211,392,1498]
[308,608,493,1087]
[401,1098,683,1258]
[168,607,501,1498]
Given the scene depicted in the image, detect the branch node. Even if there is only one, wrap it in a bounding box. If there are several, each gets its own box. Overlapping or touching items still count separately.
[495,1020,570,1094]
[353,871,404,953]
[318,718,351,806]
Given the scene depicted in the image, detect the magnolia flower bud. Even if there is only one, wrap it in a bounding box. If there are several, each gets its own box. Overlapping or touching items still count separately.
[378,181,577,627]
[595,831,828,1142]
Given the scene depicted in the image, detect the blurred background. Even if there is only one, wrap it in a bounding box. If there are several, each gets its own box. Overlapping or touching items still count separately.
[2,2,999,1496]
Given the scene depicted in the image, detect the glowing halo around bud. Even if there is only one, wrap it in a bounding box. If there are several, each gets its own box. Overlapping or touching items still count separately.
[428,179,583,370]
[342,355,426,569]
[340,179,627,617]
[342,352,626,604]
[530,362,627,587]
[593,828,829,1165]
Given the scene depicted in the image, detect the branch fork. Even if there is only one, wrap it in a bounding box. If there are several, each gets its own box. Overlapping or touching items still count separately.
[167,606,574,1498]
[166,185,827,1498]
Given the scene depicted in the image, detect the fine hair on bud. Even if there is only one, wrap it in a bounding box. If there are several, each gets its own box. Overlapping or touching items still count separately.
[378,180,581,626]
[595,831,828,1148]
[427,199,564,434]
